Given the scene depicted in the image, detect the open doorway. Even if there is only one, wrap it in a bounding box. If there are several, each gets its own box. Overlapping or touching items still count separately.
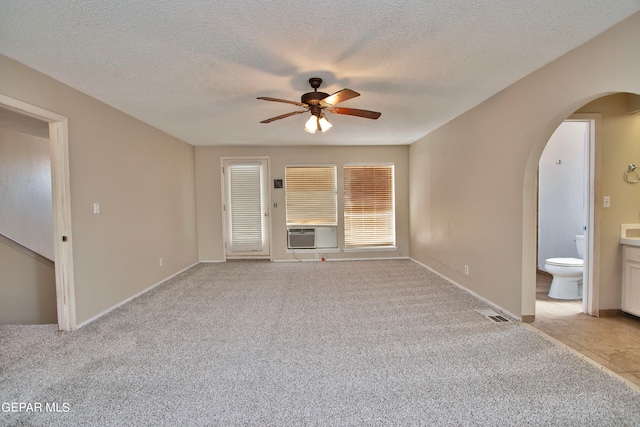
[536,117,595,317]
[0,94,76,331]
[0,107,56,324]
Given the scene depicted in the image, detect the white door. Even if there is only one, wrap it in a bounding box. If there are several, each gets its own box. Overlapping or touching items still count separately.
[223,158,270,259]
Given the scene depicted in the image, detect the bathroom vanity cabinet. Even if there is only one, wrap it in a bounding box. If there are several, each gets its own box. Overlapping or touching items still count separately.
[622,245,640,316]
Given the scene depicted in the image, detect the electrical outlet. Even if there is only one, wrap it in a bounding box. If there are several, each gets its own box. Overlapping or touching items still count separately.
[314,253,319,260]
[464,265,469,275]
[159,257,164,267]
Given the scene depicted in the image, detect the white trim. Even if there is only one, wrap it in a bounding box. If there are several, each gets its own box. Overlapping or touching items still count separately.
[273,256,410,262]
[198,259,225,263]
[411,257,520,321]
[343,246,398,252]
[221,157,272,261]
[344,162,395,167]
[566,114,600,316]
[225,255,271,260]
[0,94,67,122]
[285,163,338,168]
[76,262,199,329]
[0,94,76,331]
[286,248,341,254]
[219,158,227,258]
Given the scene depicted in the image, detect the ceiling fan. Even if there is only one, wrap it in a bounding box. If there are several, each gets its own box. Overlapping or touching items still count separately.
[257,77,381,133]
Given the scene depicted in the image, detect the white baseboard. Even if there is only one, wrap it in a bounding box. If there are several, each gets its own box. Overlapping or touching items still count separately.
[77,261,199,329]
[410,258,520,321]
[272,256,410,262]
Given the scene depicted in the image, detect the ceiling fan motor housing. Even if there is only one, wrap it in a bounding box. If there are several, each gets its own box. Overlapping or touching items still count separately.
[301,91,330,114]
[302,77,328,116]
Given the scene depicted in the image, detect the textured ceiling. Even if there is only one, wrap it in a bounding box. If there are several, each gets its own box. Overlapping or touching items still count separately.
[1,1,639,146]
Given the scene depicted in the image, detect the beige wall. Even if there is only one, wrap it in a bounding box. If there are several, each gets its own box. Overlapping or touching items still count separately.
[196,145,409,261]
[0,234,56,324]
[576,94,640,309]
[2,11,638,325]
[0,54,199,325]
[409,12,640,318]
[0,127,53,260]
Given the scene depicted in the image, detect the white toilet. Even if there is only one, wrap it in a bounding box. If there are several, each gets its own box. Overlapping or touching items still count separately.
[544,235,584,300]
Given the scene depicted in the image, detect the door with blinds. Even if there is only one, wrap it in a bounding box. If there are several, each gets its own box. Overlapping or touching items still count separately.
[222,159,270,259]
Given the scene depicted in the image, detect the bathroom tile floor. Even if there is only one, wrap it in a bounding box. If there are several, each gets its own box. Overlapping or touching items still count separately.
[531,272,640,388]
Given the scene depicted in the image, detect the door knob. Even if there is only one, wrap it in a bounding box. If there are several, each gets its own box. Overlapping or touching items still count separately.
[264,212,268,216]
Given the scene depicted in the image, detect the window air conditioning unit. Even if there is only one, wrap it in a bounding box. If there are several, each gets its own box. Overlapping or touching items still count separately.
[288,228,316,249]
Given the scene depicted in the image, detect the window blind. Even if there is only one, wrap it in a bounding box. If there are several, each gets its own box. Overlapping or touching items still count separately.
[344,165,395,247]
[229,164,263,252]
[285,166,337,226]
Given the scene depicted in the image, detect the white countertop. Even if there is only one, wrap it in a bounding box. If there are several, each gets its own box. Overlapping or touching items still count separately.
[620,224,640,247]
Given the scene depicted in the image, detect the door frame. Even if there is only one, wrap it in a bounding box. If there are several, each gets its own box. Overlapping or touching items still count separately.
[566,114,599,315]
[535,114,599,316]
[0,94,76,331]
[220,156,272,260]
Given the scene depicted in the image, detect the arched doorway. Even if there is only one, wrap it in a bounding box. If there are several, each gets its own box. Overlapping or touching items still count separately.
[523,92,640,321]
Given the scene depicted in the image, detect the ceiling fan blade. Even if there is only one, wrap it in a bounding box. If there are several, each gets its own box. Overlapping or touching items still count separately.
[257,97,307,107]
[320,89,360,107]
[328,107,381,120]
[260,110,307,123]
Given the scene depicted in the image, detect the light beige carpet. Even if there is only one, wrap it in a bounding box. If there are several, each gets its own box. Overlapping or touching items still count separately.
[2,260,639,426]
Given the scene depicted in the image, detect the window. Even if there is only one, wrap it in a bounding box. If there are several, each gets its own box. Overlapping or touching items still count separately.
[344,165,395,248]
[285,166,337,226]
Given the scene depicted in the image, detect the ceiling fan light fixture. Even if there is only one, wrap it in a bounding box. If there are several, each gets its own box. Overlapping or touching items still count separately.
[318,115,332,132]
[304,115,317,133]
